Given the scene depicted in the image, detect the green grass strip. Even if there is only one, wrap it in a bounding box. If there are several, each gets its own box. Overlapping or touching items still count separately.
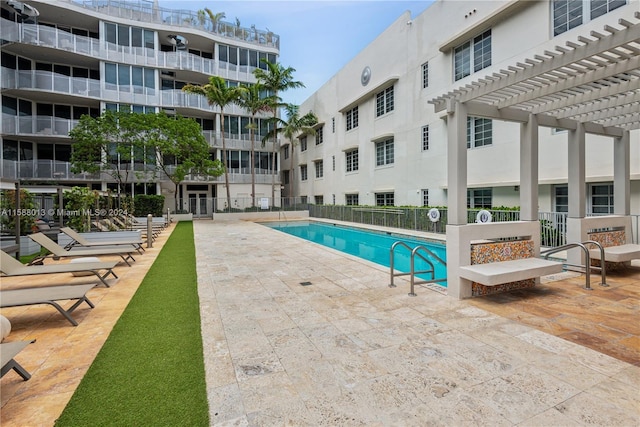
[55,222,209,426]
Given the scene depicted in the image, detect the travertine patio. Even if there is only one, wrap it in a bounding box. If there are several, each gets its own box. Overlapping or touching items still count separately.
[1,219,639,426]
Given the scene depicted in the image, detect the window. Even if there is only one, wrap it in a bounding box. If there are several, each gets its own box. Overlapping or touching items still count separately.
[346,194,359,205]
[454,30,491,81]
[422,62,429,88]
[375,138,394,166]
[467,188,492,208]
[375,192,394,207]
[283,145,289,159]
[300,136,307,152]
[422,125,429,151]
[422,190,429,207]
[590,183,614,214]
[345,149,358,172]
[553,0,626,36]
[346,106,358,131]
[375,86,394,117]
[283,170,289,184]
[332,117,335,133]
[467,117,492,148]
[316,126,324,145]
[315,195,324,205]
[555,185,568,213]
[300,164,308,181]
[315,160,323,178]
[332,155,335,171]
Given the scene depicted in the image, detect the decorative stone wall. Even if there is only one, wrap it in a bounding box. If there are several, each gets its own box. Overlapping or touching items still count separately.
[588,230,627,271]
[470,239,536,297]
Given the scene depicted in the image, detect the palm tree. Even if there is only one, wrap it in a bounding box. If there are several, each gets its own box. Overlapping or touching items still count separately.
[272,104,318,199]
[236,83,274,207]
[182,76,245,210]
[204,8,225,33]
[253,60,305,203]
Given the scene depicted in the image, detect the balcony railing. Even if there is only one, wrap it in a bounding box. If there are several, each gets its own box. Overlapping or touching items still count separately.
[1,67,102,98]
[1,114,80,136]
[2,20,269,78]
[65,0,280,48]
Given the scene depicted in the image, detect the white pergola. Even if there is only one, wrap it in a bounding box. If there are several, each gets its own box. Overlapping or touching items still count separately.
[428,11,640,298]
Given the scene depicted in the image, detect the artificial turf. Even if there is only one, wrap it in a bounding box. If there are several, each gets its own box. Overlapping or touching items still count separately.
[55,221,209,426]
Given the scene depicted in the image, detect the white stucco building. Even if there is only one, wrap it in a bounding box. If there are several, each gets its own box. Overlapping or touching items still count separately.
[283,0,639,216]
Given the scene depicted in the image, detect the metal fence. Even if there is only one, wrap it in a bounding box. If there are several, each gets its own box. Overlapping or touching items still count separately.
[308,205,640,248]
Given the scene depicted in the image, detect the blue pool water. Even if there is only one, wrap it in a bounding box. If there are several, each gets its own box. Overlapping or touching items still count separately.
[264,221,447,285]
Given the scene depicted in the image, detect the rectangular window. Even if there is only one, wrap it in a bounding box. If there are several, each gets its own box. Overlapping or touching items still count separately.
[590,183,614,214]
[315,195,324,205]
[300,164,308,181]
[422,125,429,151]
[467,188,492,208]
[283,145,289,159]
[346,194,359,206]
[105,22,116,45]
[422,190,429,207]
[332,117,335,133]
[591,0,627,19]
[375,138,394,166]
[332,155,335,171]
[555,185,568,213]
[283,170,289,184]
[553,0,625,36]
[376,86,394,117]
[454,30,491,81]
[345,149,358,172]
[346,106,358,131]
[422,62,429,88]
[375,192,394,207]
[300,136,307,152]
[316,126,324,145]
[315,160,323,178]
[467,117,492,148]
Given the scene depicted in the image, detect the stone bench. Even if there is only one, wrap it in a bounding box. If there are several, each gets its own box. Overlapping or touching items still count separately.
[459,258,564,286]
[589,244,640,263]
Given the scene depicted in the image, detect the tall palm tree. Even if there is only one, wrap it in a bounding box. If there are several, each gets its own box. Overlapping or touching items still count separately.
[204,8,225,33]
[270,104,318,199]
[182,76,245,210]
[253,60,305,203]
[236,83,274,207]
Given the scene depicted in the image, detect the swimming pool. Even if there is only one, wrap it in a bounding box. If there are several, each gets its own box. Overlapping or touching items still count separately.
[263,221,447,286]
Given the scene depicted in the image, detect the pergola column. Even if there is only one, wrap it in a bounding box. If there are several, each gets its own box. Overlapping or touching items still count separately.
[446,100,468,226]
[520,114,539,221]
[614,130,630,215]
[567,122,586,266]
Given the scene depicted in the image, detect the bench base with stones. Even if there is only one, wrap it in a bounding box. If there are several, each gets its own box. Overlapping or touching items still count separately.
[459,258,564,286]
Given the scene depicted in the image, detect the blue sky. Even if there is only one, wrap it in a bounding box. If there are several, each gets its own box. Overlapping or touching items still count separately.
[159,1,434,105]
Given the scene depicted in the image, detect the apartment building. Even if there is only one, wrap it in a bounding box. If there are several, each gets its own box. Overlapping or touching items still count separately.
[1,0,280,215]
[284,0,639,216]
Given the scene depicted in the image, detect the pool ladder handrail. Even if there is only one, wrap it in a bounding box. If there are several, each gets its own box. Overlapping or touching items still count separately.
[389,241,447,296]
[540,240,608,289]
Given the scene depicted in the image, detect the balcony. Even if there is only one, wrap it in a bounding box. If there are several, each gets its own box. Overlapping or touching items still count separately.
[1,67,101,98]
[64,0,280,49]
[1,114,79,137]
[1,159,99,180]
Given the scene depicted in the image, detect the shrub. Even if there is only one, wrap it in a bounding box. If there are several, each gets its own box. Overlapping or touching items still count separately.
[133,195,165,217]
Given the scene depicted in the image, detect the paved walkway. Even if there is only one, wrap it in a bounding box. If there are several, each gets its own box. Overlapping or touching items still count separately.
[195,220,639,426]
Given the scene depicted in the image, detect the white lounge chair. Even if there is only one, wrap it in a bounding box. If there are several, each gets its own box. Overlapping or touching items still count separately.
[60,227,144,254]
[28,232,137,266]
[1,250,118,287]
[1,284,97,326]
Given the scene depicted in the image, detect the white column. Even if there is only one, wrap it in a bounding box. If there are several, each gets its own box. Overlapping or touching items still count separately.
[613,131,630,216]
[567,122,586,266]
[446,100,467,225]
[520,114,539,221]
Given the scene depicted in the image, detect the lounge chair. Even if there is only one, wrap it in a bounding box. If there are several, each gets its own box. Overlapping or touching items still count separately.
[1,315,34,380]
[1,250,118,287]
[0,283,96,326]
[60,227,144,254]
[28,233,137,267]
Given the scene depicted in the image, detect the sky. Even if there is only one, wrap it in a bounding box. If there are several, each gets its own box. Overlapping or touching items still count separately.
[159,1,434,105]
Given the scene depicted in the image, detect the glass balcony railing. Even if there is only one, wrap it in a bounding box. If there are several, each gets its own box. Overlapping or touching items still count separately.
[1,114,80,136]
[0,159,100,180]
[64,0,280,48]
[1,68,102,98]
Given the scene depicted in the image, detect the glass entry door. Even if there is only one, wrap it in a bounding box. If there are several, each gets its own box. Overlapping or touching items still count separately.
[187,192,208,217]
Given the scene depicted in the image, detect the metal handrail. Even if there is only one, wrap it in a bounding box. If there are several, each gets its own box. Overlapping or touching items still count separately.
[389,241,447,296]
[540,240,608,289]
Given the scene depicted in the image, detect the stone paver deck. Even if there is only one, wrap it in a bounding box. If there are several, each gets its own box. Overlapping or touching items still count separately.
[1,219,638,426]
[195,220,639,426]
